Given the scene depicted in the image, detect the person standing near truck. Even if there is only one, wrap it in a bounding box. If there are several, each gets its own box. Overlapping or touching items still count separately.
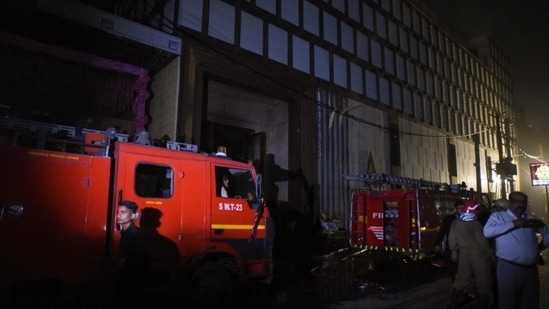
[115,200,148,304]
[447,200,493,309]
[483,191,549,309]
[434,200,463,282]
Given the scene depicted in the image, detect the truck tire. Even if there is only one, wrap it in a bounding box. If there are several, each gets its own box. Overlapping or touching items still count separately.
[189,262,234,309]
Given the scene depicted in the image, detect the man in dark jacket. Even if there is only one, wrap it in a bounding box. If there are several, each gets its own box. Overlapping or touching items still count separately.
[116,200,148,304]
[435,200,463,282]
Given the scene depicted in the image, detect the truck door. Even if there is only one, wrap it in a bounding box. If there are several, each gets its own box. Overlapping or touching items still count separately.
[112,143,184,281]
[380,199,415,249]
[211,164,266,260]
[351,192,385,248]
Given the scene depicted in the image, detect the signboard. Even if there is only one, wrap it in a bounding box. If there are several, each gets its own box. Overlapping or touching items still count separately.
[529,162,549,186]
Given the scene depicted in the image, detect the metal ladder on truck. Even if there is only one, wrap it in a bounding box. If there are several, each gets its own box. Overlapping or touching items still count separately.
[343,173,468,192]
[0,117,198,155]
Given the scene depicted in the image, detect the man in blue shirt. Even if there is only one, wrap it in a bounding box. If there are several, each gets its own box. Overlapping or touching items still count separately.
[483,191,549,309]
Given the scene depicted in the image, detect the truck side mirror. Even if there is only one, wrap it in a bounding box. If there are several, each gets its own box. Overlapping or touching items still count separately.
[251,174,263,209]
[256,174,262,197]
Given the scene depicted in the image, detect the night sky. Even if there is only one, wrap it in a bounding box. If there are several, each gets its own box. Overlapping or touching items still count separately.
[422,0,549,216]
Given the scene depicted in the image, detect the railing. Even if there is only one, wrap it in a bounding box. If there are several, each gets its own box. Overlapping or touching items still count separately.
[78,0,177,34]
[0,117,197,155]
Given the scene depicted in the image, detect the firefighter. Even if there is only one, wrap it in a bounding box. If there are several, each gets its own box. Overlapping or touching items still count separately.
[447,200,493,309]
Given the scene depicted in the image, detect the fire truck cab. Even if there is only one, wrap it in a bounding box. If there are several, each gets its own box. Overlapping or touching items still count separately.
[0,118,273,307]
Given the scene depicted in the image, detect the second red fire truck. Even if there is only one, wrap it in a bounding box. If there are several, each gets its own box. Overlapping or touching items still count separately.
[345,174,492,254]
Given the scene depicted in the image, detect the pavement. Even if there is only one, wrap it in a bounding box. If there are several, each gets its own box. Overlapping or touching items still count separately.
[321,276,452,309]
[321,250,549,309]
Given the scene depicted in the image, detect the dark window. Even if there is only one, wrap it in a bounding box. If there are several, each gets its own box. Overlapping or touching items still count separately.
[135,163,173,198]
[389,124,401,167]
[448,143,457,178]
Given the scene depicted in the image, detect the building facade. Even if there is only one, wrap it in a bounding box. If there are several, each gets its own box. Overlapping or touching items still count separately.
[0,0,516,226]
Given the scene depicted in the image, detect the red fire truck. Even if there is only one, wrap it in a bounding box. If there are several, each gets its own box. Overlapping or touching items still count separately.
[0,118,273,307]
[345,174,491,254]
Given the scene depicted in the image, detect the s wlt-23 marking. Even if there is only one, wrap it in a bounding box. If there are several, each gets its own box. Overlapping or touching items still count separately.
[218,203,244,211]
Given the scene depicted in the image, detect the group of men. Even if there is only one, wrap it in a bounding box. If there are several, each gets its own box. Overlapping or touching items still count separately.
[436,191,549,309]
[116,192,549,308]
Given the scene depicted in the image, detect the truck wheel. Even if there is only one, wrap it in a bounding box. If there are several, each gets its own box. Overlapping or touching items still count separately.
[189,262,234,309]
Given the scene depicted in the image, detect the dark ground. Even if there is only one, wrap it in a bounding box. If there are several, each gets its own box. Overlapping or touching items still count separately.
[253,231,447,309]
[321,249,549,309]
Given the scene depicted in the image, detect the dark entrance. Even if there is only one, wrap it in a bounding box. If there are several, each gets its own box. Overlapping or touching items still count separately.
[202,122,265,168]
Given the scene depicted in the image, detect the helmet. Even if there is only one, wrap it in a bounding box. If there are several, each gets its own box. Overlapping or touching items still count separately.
[461,200,480,214]
[459,200,480,221]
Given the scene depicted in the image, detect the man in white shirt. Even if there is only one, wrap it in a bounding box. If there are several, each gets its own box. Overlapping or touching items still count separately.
[483,191,549,309]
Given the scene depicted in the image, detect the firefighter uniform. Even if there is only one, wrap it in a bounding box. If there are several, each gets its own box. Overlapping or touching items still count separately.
[448,201,493,308]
